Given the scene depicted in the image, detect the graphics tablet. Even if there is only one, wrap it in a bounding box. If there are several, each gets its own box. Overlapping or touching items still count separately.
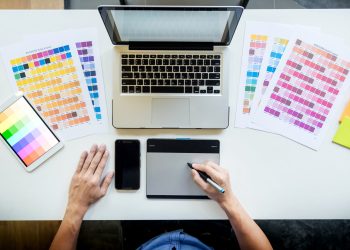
[146,139,220,199]
[0,93,63,172]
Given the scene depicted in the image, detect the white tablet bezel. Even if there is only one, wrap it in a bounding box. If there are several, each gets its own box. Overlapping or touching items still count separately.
[0,92,64,172]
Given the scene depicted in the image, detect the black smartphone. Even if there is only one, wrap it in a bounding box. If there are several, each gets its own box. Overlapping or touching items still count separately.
[115,139,140,190]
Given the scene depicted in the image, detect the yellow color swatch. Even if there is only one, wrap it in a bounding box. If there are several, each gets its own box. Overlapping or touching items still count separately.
[333,116,350,149]
[340,101,350,123]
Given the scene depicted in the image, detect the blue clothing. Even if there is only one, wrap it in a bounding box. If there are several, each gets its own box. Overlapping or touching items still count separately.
[137,230,213,250]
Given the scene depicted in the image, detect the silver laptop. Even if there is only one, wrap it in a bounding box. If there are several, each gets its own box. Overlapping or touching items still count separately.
[98,5,243,128]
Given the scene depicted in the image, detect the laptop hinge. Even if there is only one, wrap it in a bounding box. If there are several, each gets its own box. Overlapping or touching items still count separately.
[129,42,214,51]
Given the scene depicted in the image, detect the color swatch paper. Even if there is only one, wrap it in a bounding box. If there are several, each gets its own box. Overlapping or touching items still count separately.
[1,38,99,140]
[0,97,59,166]
[253,34,350,150]
[333,116,350,148]
[339,101,350,122]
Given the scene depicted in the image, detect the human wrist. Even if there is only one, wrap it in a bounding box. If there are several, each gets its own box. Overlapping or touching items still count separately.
[219,193,239,212]
[64,202,87,222]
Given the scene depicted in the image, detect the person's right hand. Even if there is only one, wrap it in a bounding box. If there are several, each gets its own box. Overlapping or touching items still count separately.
[191,162,237,208]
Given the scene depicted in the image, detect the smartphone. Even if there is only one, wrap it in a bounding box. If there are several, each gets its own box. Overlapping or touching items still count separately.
[115,139,140,190]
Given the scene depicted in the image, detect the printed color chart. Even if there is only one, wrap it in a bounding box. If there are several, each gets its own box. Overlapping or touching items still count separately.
[242,34,268,114]
[9,45,91,131]
[0,98,59,166]
[76,41,102,121]
[263,39,350,135]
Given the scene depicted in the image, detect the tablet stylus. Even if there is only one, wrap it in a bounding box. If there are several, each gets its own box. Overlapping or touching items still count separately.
[187,163,225,193]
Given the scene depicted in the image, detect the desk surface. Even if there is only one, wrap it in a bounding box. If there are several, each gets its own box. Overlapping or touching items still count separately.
[1,9,350,220]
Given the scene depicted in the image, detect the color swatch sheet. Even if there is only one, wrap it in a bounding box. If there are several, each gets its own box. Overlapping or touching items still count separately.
[252,34,350,150]
[235,22,300,128]
[0,97,59,166]
[25,28,108,130]
[1,37,100,141]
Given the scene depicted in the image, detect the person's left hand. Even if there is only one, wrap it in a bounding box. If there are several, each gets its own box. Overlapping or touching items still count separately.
[66,144,114,217]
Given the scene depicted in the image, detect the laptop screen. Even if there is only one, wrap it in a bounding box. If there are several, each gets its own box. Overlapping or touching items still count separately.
[99,6,243,46]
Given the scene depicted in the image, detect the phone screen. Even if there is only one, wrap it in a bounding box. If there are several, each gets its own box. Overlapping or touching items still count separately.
[115,140,140,190]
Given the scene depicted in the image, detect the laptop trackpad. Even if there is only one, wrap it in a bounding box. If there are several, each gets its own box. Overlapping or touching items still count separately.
[151,98,190,127]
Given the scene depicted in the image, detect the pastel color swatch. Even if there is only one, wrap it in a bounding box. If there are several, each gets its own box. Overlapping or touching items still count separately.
[263,39,350,135]
[340,101,350,123]
[243,34,268,114]
[0,97,59,166]
[76,41,102,121]
[9,45,91,131]
[333,116,350,148]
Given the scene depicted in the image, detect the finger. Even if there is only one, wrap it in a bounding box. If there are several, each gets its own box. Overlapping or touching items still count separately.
[94,149,109,177]
[191,169,210,191]
[81,144,98,173]
[100,172,114,196]
[206,161,221,171]
[86,144,106,175]
[76,151,88,173]
[192,163,221,181]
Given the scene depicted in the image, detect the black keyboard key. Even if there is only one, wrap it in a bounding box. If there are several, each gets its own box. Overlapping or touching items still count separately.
[163,59,169,65]
[122,59,128,65]
[214,67,220,72]
[187,66,193,72]
[144,79,150,85]
[192,80,198,86]
[122,79,135,85]
[209,73,220,79]
[211,60,221,66]
[143,86,150,93]
[200,66,207,72]
[151,86,184,93]
[150,55,156,58]
[153,66,159,72]
[129,55,135,58]
[134,72,140,78]
[199,80,205,86]
[207,55,213,59]
[135,59,142,65]
[204,60,210,66]
[147,72,154,78]
[171,80,177,86]
[200,89,206,93]
[186,55,192,59]
[214,55,221,59]
[136,55,142,58]
[168,73,174,78]
[149,59,155,65]
[188,73,195,79]
[136,86,142,93]
[157,55,163,58]
[161,73,167,78]
[129,86,135,93]
[143,55,149,58]
[122,54,128,58]
[202,73,208,79]
[164,79,171,85]
[190,60,196,65]
[197,60,203,65]
[137,79,143,85]
[158,79,164,85]
[164,55,171,58]
[156,59,162,65]
[139,66,145,72]
[207,87,213,93]
[122,66,131,72]
[185,87,192,93]
[183,60,190,65]
[178,80,184,86]
[179,55,185,59]
[132,66,138,71]
[185,80,191,86]
[176,60,183,65]
[194,66,200,72]
[122,86,128,93]
[193,55,199,59]
[195,73,201,79]
[181,73,188,79]
[214,89,220,94]
[166,66,172,72]
[173,66,179,72]
[142,59,148,65]
[170,59,176,65]
[146,66,152,71]
[194,87,200,93]
[151,79,157,85]
[171,55,178,58]
[180,66,186,72]
[175,73,181,78]
[141,73,147,78]
[200,55,206,59]
[206,80,220,86]
[154,73,160,79]
[159,66,166,72]
[129,59,135,65]
[208,66,213,72]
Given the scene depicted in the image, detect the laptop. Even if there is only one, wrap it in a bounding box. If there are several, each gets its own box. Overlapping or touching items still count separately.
[98,5,243,128]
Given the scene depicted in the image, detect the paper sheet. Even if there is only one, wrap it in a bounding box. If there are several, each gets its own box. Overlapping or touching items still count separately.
[0,35,103,141]
[333,116,350,148]
[252,33,350,150]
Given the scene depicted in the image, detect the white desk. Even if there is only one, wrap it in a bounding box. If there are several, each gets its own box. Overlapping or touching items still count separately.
[1,9,350,220]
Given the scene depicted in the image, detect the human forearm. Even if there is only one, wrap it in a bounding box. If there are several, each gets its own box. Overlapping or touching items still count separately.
[220,196,272,250]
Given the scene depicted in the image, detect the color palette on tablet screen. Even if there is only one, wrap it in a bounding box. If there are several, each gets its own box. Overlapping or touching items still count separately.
[0,97,59,166]
[243,34,268,114]
[9,45,91,131]
[263,39,350,135]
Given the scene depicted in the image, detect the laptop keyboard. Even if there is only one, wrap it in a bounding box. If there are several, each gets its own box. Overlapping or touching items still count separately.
[121,54,221,94]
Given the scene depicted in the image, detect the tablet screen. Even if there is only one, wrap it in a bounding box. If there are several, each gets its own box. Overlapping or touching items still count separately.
[0,97,59,167]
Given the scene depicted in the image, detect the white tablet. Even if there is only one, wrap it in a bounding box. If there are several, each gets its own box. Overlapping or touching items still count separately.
[0,93,63,172]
